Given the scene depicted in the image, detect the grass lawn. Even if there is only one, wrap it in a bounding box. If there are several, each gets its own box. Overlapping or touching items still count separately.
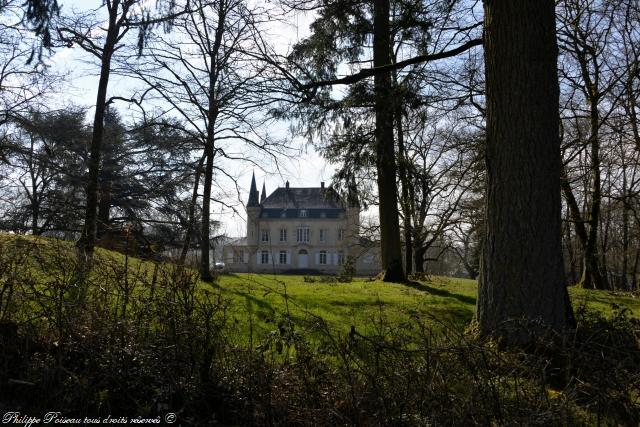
[206,271,639,341]
[2,233,638,340]
[207,273,478,339]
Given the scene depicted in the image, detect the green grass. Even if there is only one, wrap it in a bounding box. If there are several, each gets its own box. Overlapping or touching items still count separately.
[206,271,639,340]
[2,233,638,340]
[206,273,478,338]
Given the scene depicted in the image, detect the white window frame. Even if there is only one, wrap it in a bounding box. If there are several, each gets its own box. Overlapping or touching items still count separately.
[319,250,327,265]
[279,250,287,264]
[337,251,345,265]
[297,227,310,243]
[299,209,308,218]
[279,228,287,242]
[338,229,345,241]
[319,229,327,242]
[261,250,269,264]
[261,229,269,242]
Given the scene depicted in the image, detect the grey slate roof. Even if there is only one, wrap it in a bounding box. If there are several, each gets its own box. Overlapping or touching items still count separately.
[262,187,345,209]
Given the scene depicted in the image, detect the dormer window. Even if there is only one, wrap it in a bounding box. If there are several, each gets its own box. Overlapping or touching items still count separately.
[299,209,308,218]
[320,211,326,218]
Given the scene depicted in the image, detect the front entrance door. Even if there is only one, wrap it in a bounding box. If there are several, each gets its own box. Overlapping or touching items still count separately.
[298,249,308,268]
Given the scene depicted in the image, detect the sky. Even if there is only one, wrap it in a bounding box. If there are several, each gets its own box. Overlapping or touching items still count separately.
[46,0,338,238]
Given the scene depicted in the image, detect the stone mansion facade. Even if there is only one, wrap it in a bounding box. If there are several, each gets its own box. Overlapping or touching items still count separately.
[223,174,380,275]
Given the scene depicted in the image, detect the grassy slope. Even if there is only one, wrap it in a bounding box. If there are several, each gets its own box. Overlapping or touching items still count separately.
[2,233,638,337]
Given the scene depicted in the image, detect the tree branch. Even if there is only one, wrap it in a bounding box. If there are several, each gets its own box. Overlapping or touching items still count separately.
[302,38,483,89]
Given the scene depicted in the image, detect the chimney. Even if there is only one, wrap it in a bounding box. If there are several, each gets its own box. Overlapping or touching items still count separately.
[321,181,325,189]
[285,181,290,189]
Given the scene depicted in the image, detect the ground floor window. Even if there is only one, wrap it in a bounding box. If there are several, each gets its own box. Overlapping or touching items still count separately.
[233,249,245,263]
[337,251,345,265]
[279,250,287,264]
[319,250,327,265]
[261,250,269,264]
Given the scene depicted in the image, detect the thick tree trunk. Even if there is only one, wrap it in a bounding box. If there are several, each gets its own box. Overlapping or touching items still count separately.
[373,0,405,282]
[478,0,569,342]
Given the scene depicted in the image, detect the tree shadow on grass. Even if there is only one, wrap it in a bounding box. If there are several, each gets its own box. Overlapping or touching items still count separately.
[208,281,278,315]
[404,280,477,306]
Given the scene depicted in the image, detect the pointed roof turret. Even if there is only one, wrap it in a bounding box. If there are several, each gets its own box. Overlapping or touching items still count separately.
[260,181,266,203]
[247,172,259,207]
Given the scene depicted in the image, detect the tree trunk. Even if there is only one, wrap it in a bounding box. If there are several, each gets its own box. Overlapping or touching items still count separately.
[76,1,120,260]
[373,0,405,282]
[413,247,425,274]
[97,180,111,239]
[621,168,629,289]
[200,3,226,282]
[395,103,412,275]
[200,140,215,282]
[581,90,607,289]
[564,209,578,284]
[180,154,206,266]
[478,0,570,342]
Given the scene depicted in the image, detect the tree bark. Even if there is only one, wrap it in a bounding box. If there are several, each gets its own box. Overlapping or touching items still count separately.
[76,0,122,260]
[413,247,426,274]
[200,139,215,282]
[395,104,412,275]
[199,1,226,282]
[373,0,405,282]
[97,179,112,239]
[180,154,206,266]
[478,0,570,342]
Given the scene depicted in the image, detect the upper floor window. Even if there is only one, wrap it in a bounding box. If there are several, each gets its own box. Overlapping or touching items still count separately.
[261,229,269,242]
[279,228,287,242]
[319,229,327,242]
[338,229,345,241]
[299,209,308,218]
[319,250,327,265]
[297,227,309,243]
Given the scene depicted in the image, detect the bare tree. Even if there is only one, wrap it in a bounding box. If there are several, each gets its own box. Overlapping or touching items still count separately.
[129,0,292,280]
[57,0,189,261]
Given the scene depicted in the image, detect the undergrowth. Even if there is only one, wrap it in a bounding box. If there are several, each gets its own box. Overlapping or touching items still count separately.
[1,236,638,425]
